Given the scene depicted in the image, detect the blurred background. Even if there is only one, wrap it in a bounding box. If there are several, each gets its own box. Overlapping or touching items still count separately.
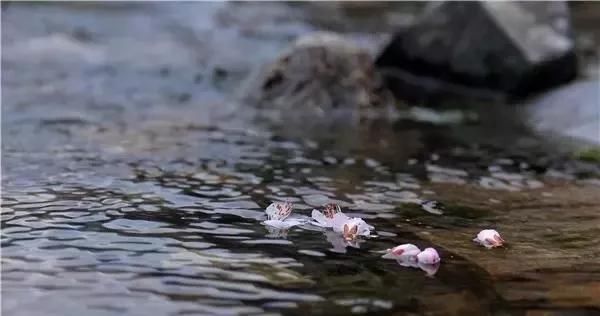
[2,2,599,316]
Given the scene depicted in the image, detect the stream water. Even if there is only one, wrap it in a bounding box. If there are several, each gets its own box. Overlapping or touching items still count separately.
[2,3,599,316]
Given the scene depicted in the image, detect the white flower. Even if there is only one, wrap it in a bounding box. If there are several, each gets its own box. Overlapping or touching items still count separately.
[331,213,351,231]
[382,246,441,276]
[473,229,504,248]
[416,247,441,264]
[331,213,373,240]
[262,202,306,229]
[333,218,371,240]
[311,203,374,240]
[310,203,342,227]
[382,243,421,260]
[265,202,293,221]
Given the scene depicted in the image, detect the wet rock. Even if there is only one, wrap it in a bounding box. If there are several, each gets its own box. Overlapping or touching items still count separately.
[241,32,393,112]
[377,1,577,100]
[525,80,600,146]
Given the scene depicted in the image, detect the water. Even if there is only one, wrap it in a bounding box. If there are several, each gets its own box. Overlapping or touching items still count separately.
[2,3,600,316]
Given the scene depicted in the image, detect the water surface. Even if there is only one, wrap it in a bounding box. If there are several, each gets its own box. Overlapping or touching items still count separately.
[2,3,600,316]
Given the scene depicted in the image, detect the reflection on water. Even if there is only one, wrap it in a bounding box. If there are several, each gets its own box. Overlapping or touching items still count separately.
[2,2,600,316]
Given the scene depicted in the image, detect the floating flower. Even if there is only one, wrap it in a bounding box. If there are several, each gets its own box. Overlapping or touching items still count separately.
[381,243,421,260]
[266,201,292,220]
[331,213,373,240]
[384,246,440,276]
[416,247,441,264]
[263,202,306,229]
[310,203,342,227]
[473,229,504,248]
[311,203,374,239]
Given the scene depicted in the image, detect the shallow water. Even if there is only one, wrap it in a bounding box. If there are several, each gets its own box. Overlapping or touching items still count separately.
[2,3,600,316]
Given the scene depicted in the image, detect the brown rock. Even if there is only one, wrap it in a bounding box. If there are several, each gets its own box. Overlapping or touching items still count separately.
[242,32,393,112]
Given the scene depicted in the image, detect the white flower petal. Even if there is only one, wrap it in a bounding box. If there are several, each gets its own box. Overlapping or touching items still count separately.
[331,213,352,233]
[474,229,504,248]
[331,213,373,239]
[310,209,332,227]
[284,218,307,227]
[265,202,292,221]
[325,231,349,253]
[381,252,397,259]
[382,243,421,260]
[310,221,330,228]
[416,247,441,264]
[354,219,373,236]
[265,203,278,218]
[345,218,373,236]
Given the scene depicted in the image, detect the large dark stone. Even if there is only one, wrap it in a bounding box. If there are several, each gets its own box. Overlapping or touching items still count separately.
[376,1,578,100]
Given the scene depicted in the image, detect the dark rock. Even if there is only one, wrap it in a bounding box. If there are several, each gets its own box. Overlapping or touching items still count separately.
[376,1,577,100]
